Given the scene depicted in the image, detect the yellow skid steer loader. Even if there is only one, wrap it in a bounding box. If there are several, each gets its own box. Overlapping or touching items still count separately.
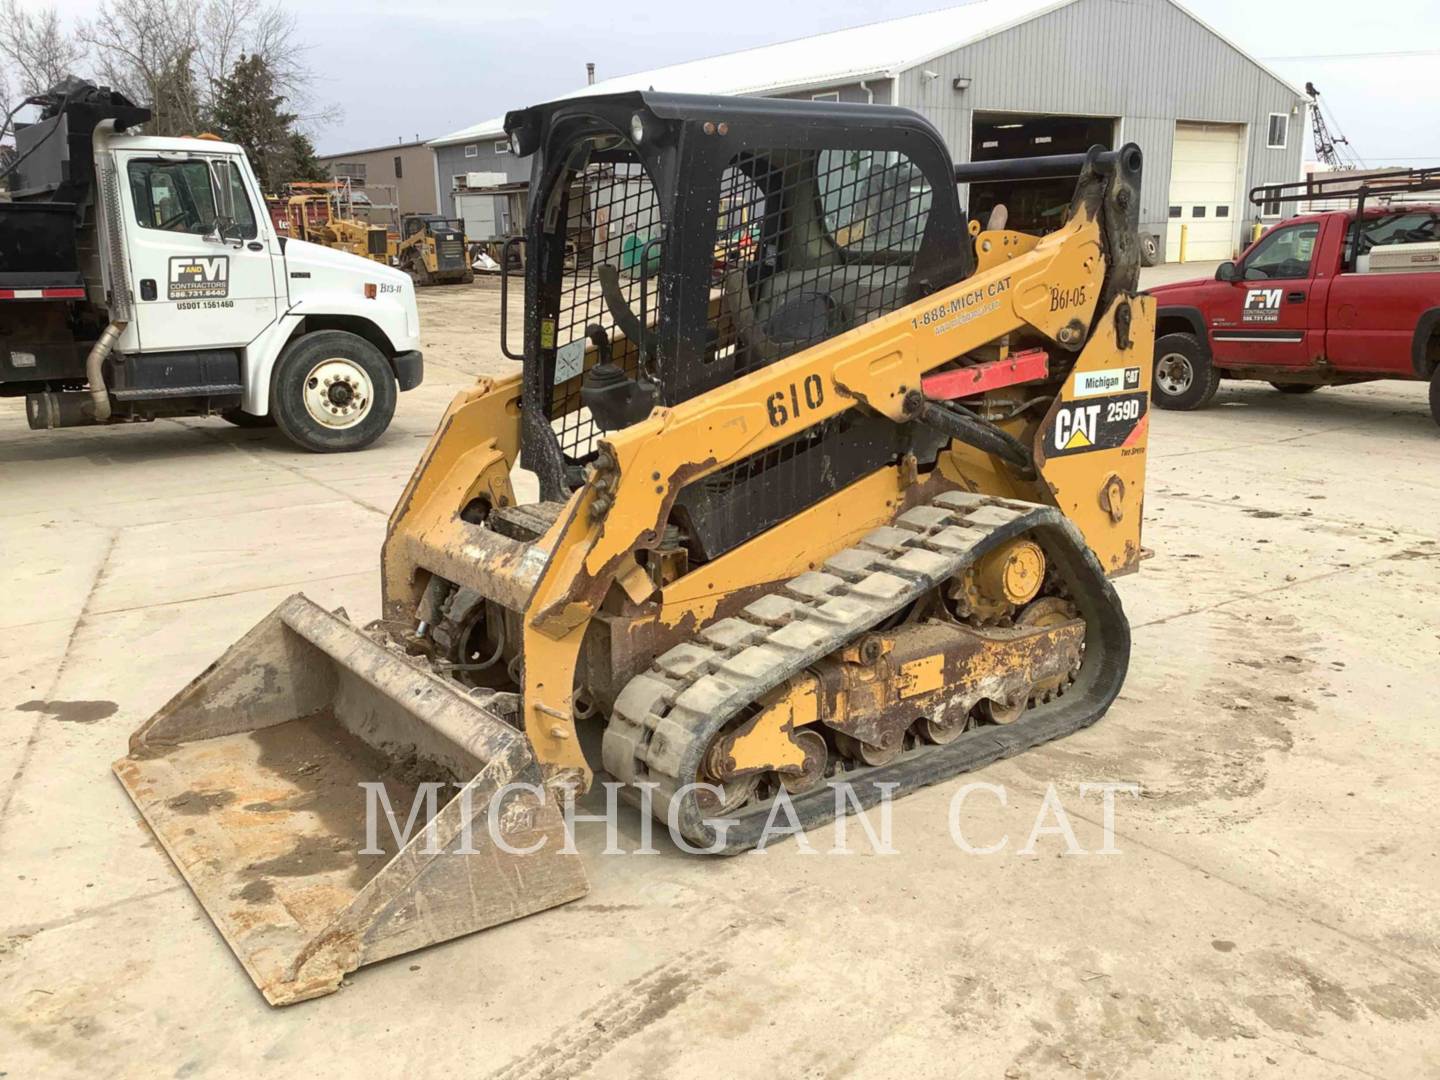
[115,91,1154,1005]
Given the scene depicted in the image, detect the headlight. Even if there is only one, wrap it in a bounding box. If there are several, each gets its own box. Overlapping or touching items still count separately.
[630,113,646,145]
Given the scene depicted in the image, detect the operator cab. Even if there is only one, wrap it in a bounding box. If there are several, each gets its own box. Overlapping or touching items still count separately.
[403,214,465,240]
[504,91,972,529]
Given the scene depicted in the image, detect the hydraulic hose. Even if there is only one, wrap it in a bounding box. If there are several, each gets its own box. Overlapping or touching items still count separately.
[85,321,125,422]
[904,390,1036,480]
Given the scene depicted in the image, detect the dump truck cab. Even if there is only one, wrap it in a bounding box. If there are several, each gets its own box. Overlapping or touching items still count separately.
[1,79,422,451]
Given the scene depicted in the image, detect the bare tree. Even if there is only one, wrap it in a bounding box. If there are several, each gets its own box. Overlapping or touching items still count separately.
[0,0,88,98]
[78,0,319,136]
[79,0,202,134]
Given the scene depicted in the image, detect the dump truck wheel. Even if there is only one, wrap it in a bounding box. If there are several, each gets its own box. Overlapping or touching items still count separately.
[220,408,275,428]
[270,331,396,453]
[1152,332,1219,411]
[1271,382,1319,394]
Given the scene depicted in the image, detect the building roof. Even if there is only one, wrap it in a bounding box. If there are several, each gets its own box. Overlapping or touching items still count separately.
[430,0,1303,147]
[430,0,1070,146]
[317,138,432,160]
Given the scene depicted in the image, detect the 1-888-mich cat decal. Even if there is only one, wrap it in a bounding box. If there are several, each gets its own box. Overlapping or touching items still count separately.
[1048,392,1148,457]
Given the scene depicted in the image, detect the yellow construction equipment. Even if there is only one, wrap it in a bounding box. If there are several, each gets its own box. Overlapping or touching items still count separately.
[114,92,1153,1005]
[394,213,474,285]
[279,180,391,264]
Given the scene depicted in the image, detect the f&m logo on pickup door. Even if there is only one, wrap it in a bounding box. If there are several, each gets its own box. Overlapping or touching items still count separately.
[1242,288,1283,324]
[167,256,229,300]
[1049,392,1148,457]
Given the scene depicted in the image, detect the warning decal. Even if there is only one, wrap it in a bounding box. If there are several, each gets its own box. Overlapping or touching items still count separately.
[1048,392,1148,458]
[167,256,229,300]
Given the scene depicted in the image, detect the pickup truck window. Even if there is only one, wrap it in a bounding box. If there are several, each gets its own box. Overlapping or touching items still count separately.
[1344,211,1440,265]
[1242,222,1320,280]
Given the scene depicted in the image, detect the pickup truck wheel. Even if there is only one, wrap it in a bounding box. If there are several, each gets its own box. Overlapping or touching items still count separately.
[1271,382,1319,394]
[1430,367,1440,429]
[270,331,397,453]
[1152,332,1219,411]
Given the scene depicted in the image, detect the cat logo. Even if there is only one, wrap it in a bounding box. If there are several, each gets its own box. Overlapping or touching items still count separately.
[1049,393,1148,458]
[1054,402,1101,450]
[167,255,230,300]
[1242,287,1283,324]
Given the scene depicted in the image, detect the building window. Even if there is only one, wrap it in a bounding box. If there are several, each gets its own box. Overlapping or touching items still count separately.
[1168,206,1181,218]
[1216,205,1230,218]
[394,155,402,179]
[1267,113,1288,150]
[1192,206,1206,218]
[811,91,840,102]
[333,162,366,181]
[464,144,478,158]
[1260,186,1282,217]
[494,139,510,155]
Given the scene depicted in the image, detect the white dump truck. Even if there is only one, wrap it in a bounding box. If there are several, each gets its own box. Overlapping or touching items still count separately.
[0,79,423,452]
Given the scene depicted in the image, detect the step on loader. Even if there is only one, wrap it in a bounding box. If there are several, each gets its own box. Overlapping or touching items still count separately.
[114,91,1154,1004]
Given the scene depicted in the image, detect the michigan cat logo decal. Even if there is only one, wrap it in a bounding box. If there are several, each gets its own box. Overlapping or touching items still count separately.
[168,256,229,300]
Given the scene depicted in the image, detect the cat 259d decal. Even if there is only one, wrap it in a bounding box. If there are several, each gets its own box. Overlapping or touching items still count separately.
[1049,392,1148,457]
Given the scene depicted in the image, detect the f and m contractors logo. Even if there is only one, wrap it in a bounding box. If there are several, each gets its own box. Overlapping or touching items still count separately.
[1242,287,1283,324]
[167,255,229,300]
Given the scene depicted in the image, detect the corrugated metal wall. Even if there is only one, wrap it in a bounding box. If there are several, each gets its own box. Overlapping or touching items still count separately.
[432,140,530,218]
[896,0,1306,257]
[774,79,894,106]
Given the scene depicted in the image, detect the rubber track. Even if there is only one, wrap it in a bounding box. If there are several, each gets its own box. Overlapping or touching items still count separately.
[600,491,1131,853]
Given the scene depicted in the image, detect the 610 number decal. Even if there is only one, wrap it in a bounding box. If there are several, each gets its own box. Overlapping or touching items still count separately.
[766,374,825,427]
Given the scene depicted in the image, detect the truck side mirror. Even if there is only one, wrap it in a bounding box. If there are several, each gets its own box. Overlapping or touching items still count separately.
[1215,261,1239,282]
[205,216,238,246]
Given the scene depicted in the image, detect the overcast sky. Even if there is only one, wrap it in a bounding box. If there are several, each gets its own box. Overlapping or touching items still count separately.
[25,0,1440,166]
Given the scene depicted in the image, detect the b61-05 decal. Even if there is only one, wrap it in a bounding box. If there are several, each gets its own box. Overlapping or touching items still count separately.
[1048,392,1148,457]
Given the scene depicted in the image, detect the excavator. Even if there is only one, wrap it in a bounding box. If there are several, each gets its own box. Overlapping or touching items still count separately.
[113,92,1153,1005]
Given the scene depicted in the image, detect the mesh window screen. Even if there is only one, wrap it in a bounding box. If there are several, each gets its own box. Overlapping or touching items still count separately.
[548,160,661,461]
[712,148,933,378]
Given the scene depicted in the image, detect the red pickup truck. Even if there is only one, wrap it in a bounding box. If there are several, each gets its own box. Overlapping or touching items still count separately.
[1147,203,1440,427]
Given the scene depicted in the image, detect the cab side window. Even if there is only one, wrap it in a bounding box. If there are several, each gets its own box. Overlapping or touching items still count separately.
[127,158,258,240]
[211,159,259,240]
[1242,222,1320,280]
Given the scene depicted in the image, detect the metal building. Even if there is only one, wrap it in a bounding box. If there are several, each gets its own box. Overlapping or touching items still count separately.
[430,0,1307,262]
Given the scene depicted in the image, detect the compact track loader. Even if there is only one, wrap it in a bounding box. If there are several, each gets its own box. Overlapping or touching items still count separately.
[114,92,1154,1005]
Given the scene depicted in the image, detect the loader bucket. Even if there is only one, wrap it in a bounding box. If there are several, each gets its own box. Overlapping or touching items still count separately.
[113,595,588,1006]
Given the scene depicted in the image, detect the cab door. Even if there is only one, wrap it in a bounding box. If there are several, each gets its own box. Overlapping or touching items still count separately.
[1207,220,1321,368]
[116,151,278,352]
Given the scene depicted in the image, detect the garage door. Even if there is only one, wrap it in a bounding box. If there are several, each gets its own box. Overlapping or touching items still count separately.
[1167,122,1243,262]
